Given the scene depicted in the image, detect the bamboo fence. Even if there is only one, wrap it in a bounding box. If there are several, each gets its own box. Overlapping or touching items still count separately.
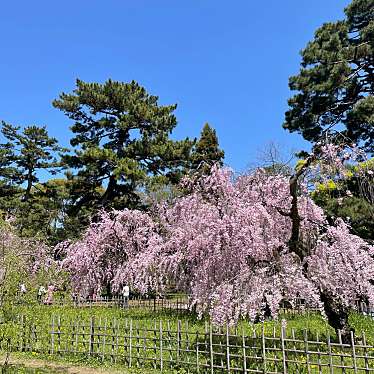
[5,315,374,373]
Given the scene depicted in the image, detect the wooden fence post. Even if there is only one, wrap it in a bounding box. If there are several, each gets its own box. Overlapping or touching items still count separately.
[351,331,358,374]
[89,316,95,356]
[102,318,107,360]
[327,331,334,374]
[177,319,181,365]
[209,324,214,374]
[362,332,369,373]
[226,324,230,372]
[185,321,191,366]
[57,316,61,353]
[262,323,266,374]
[281,326,287,374]
[51,315,54,355]
[75,320,79,354]
[196,331,200,374]
[129,319,133,368]
[159,320,163,370]
[303,329,311,374]
[20,315,25,352]
[242,326,247,374]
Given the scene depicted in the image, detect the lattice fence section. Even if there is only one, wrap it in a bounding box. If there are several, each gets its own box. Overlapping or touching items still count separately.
[3,315,374,373]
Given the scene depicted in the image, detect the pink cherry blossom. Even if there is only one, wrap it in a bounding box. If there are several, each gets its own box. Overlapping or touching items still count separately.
[61,166,374,326]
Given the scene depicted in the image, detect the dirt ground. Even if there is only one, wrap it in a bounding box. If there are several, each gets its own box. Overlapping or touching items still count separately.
[0,354,140,373]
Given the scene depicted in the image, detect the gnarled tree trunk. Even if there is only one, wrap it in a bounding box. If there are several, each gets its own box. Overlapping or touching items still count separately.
[320,292,352,343]
[288,156,352,341]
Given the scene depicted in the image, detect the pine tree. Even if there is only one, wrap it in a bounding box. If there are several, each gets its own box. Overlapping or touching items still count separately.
[190,123,224,174]
[0,122,65,201]
[283,0,374,152]
[53,79,194,212]
[0,138,19,201]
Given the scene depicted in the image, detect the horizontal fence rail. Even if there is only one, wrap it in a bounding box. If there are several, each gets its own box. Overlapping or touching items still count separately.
[70,295,190,312]
[21,294,374,319]
[23,294,191,312]
[3,315,374,373]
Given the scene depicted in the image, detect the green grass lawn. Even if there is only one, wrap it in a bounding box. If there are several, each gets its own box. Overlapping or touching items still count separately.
[9,304,374,342]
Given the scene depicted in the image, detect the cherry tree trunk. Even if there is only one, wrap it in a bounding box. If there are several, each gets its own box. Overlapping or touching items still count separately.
[321,292,352,343]
[288,160,353,342]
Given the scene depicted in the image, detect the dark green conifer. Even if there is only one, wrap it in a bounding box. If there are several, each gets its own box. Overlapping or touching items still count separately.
[190,123,224,175]
[53,79,194,211]
[284,0,374,152]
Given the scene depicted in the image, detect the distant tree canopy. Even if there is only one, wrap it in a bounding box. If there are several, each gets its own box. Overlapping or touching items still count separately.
[284,0,374,153]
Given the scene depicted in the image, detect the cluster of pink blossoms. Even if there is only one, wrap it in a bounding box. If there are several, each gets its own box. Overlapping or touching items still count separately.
[61,166,374,325]
[0,218,57,287]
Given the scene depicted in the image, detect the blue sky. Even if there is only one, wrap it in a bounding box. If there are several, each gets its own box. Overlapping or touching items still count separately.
[0,0,350,173]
